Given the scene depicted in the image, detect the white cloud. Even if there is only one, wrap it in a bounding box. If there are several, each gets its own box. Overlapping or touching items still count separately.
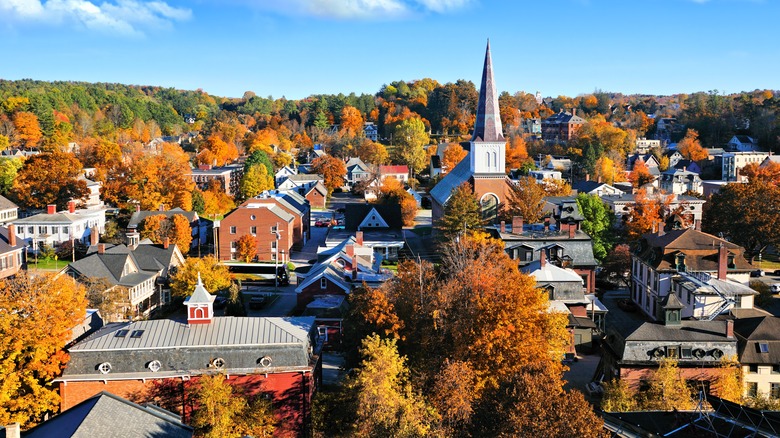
[255,0,470,20]
[0,0,191,36]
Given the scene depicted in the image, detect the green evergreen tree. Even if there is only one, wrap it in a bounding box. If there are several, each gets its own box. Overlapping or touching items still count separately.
[436,182,484,238]
[576,193,614,261]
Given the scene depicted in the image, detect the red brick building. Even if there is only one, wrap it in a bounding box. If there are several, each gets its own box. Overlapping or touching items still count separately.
[541,110,585,142]
[431,41,513,224]
[56,278,322,437]
[218,190,310,261]
[302,182,327,209]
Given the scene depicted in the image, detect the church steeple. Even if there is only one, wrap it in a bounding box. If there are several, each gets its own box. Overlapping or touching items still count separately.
[471,39,504,143]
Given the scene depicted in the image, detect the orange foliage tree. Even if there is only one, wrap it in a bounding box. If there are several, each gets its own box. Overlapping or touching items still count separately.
[0,273,87,428]
[441,143,467,174]
[311,155,346,195]
[139,213,193,251]
[741,161,780,184]
[354,139,388,165]
[127,143,195,211]
[505,135,530,171]
[377,177,417,226]
[236,234,257,262]
[625,189,671,241]
[629,158,655,188]
[677,129,708,162]
[339,105,364,136]
[11,151,89,210]
[198,134,239,167]
[12,111,42,148]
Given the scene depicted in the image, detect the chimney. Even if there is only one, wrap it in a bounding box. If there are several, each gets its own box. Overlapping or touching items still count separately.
[164,237,170,249]
[569,223,576,239]
[4,423,20,438]
[355,231,363,246]
[571,108,576,116]
[98,243,105,254]
[598,175,602,184]
[158,204,165,211]
[512,216,524,234]
[544,218,550,232]
[694,219,702,231]
[726,319,734,339]
[8,224,15,247]
[90,226,99,246]
[500,220,506,233]
[136,204,141,212]
[585,173,590,182]
[718,244,727,280]
[47,204,56,215]
[540,249,546,268]
[68,200,76,214]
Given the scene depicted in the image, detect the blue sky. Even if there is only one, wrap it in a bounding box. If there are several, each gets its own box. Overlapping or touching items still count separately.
[0,0,776,100]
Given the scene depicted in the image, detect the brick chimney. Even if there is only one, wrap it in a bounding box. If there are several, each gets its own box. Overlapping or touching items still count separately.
[544,218,550,232]
[571,108,576,117]
[718,244,727,280]
[512,216,523,234]
[47,205,56,215]
[164,237,170,249]
[569,223,576,239]
[540,249,546,268]
[136,204,141,212]
[355,231,363,246]
[598,175,602,184]
[90,227,98,246]
[7,224,15,247]
[694,219,702,231]
[158,204,165,211]
[98,243,105,254]
[68,200,76,214]
[585,173,590,182]
[500,220,506,233]
[726,319,734,339]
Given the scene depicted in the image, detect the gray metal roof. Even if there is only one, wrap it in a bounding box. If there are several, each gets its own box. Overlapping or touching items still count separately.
[23,391,192,438]
[430,156,472,206]
[0,195,17,211]
[69,317,314,351]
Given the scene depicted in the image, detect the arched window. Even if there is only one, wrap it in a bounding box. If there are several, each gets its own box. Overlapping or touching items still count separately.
[485,151,491,168]
[492,151,498,170]
[194,306,206,319]
[480,194,499,222]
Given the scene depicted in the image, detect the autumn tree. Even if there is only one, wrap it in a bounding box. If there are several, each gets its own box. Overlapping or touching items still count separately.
[0,157,23,194]
[603,244,631,286]
[441,143,467,174]
[139,214,192,251]
[345,335,436,438]
[677,129,708,162]
[506,176,546,224]
[235,234,257,262]
[11,151,89,210]
[393,118,429,177]
[12,111,42,148]
[576,193,614,261]
[354,139,388,165]
[505,135,530,171]
[628,157,655,188]
[0,273,87,428]
[601,379,638,412]
[339,105,364,136]
[715,355,743,404]
[625,189,670,241]
[436,182,483,238]
[594,155,626,185]
[343,286,404,367]
[471,365,604,437]
[190,373,276,438]
[642,358,695,410]
[197,134,239,167]
[127,143,195,211]
[377,177,417,226]
[704,179,780,257]
[170,256,232,297]
[83,277,128,323]
[741,161,780,184]
[431,360,477,434]
[311,155,346,195]
[240,163,274,199]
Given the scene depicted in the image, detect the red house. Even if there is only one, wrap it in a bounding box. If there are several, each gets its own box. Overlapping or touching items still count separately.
[55,277,322,437]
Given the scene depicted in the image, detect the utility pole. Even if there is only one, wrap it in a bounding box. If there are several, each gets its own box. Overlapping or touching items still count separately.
[272,222,281,289]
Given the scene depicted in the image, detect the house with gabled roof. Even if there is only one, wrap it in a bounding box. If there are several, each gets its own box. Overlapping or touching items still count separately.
[55,277,322,437]
[541,110,585,142]
[379,165,409,183]
[218,198,295,262]
[275,165,298,187]
[64,240,185,318]
[12,201,106,251]
[571,179,624,197]
[126,207,204,251]
[0,225,25,279]
[0,195,19,226]
[15,391,192,438]
[325,204,405,261]
[734,316,780,399]
[727,135,759,152]
[345,157,372,188]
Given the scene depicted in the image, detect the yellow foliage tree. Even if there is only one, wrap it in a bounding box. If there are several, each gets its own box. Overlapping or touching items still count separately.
[240,164,274,199]
[677,129,708,162]
[12,111,42,148]
[190,373,276,438]
[715,355,744,403]
[170,256,232,297]
[340,105,364,136]
[441,143,467,174]
[642,358,694,410]
[601,379,638,412]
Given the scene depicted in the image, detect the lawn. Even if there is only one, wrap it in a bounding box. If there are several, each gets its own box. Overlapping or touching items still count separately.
[27,258,67,271]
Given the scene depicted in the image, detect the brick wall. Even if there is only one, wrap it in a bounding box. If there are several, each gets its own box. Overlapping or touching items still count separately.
[297,278,349,307]
[219,209,293,262]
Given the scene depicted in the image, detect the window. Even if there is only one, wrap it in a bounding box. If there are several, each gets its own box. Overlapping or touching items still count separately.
[320,278,327,289]
[772,383,780,399]
[666,346,679,359]
[748,382,758,398]
[230,241,237,249]
[63,226,69,235]
[230,226,237,234]
[681,347,692,359]
[760,343,770,353]
[130,330,144,338]
[271,224,278,233]
[749,364,758,373]
[115,329,130,338]
[28,226,33,234]
[38,226,47,234]
[51,226,59,234]
[250,214,256,220]
[250,226,257,235]
[272,241,277,250]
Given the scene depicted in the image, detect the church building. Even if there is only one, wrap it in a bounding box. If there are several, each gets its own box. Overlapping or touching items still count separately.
[430,41,513,223]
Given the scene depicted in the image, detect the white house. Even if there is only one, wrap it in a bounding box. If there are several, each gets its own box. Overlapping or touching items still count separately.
[12,202,107,250]
[727,135,759,152]
[659,168,703,195]
[722,151,769,181]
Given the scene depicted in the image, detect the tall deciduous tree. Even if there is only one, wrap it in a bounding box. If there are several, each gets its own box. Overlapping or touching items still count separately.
[378,177,417,226]
[625,189,670,241]
[505,135,530,171]
[339,105,364,136]
[576,193,614,261]
[506,176,546,224]
[642,358,694,410]
[345,335,436,438]
[128,143,195,211]
[715,355,743,404]
[190,373,276,438]
[436,182,483,238]
[235,234,257,262]
[83,277,128,323]
[170,256,232,297]
[629,157,654,188]
[139,214,192,251]
[441,143,467,174]
[240,164,274,199]
[354,139,388,165]
[601,379,638,412]
[394,118,429,176]
[311,155,346,195]
[11,151,89,210]
[0,273,87,428]
[12,111,42,148]
[0,157,23,194]
[677,129,708,162]
[197,134,239,167]
[704,179,780,257]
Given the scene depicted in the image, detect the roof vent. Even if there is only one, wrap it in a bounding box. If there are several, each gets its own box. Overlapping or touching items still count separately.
[211,357,225,369]
[258,356,272,368]
[148,360,162,372]
[98,362,112,374]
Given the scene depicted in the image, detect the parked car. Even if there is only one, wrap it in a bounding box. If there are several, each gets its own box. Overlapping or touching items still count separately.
[773,269,780,276]
[770,284,780,294]
[751,270,765,277]
[248,295,268,309]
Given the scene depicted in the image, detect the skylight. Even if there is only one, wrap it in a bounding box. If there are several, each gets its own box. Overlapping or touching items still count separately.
[759,343,769,353]
[114,329,129,338]
[130,330,145,338]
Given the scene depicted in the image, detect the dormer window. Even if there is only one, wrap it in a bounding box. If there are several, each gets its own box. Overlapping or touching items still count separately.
[676,253,686,272]
[727,254,736,269]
